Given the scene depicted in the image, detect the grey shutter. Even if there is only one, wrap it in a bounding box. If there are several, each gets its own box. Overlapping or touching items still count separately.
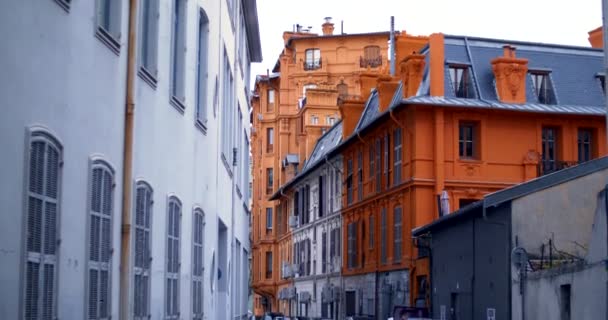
[134,182,152,319]
[381,208,387,264]
[193,209,204,319]
[166,197,181,319]
[25,135,61,320]
[394,207,402,263]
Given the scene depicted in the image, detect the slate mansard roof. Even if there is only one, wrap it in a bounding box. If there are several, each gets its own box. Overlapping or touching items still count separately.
[411,35,605,115]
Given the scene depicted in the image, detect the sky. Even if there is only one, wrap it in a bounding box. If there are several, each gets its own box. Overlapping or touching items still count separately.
[251,0,602,85]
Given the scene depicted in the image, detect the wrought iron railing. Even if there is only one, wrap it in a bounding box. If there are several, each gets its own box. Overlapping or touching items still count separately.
[537,159,579,176]
[360,55,382,68]
[303,57,322,71]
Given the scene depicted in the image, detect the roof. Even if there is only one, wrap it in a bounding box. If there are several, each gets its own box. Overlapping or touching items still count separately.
[412,156,608,236]
[354,89,380,131]
[285,31,391,47]
[283,154,300,165]
[255,72,280,83]
[269,121,343,200]
[242,0,263,62]
[435,35,605,110]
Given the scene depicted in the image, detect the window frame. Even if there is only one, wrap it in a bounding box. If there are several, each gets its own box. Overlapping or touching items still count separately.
[448,64,472,98]
[169,0,187,111]
[541,126,559,173]
[266,168,274,195]
[195,9,210,131]
[22,129,63,320]
[458,121,480,160]
[266,128,274,153]
[304,48,321,70]
[133,180,153,320]
[267,89,275,112]
[529,71,554,104]
[165,196,182,319]
[393,206,402,263]
[357,151,363,201]
[266,207,273,230]
[265,251,273,279]
[577,128,594,163]
[380,208,387,265]
[192,208,205,320]
[393,128,402,185]
[346,158,353,205]
[138,0,160,88]
[95,0,122,54]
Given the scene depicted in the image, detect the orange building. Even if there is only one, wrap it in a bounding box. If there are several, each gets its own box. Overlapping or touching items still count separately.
[336,31,606,319]
[250,19,392,316]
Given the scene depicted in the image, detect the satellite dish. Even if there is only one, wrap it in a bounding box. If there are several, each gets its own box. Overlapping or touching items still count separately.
[511,247,528,269]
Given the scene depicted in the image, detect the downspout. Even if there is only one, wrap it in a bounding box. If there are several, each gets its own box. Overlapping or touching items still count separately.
[356,131,365,144]
[119,0,138,319]
[389,109,403,127]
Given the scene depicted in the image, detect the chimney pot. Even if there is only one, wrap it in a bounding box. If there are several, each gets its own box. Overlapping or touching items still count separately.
[322,18,335,36]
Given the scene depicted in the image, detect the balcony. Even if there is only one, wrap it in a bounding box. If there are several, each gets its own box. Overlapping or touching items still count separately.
[538,159,579,176]
[360,55,382,68]
[303,58,322,71]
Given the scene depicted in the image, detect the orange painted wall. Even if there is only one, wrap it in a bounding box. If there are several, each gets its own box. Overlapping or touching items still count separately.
[250,25,392,315]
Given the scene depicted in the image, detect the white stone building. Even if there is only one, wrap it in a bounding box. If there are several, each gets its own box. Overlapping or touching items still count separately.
[0,0,261,319]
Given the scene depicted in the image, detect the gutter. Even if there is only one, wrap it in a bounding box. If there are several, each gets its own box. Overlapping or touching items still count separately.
[119,0,138,318]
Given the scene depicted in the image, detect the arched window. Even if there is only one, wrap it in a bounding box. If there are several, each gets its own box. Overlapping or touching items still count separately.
[361,45,382,68]
[192,208,205,320]
[87,159,115,319]
[166,196,182,319]
[133,181,153,319]
[24,130,62,320]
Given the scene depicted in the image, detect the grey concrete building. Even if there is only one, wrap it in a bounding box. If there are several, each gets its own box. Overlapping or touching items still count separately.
[413,156,608,320]
[0,0,261,319]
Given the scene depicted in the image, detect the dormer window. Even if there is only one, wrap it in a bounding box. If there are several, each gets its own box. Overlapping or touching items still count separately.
[448,65,472,98]
[596,73,605,94]
[304,48,321,70]
[529,70,556,104]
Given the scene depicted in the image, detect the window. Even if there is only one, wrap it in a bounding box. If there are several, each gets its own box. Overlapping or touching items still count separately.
[449,65,472,98]
[318,175,325,217]
[393,128,402,185]
[24,131,62,320]
[346,159,353,205]
[380,208,387,265]
[88,160,115,320]
[384,135,390,188]
[530,71,555,104]
[266,251,273,279]
[304,48,321,70]
[375,139,381,193]
[361,45,382,68]
[458,122,479,159]
[266,128,274,153]
[221,50,235,167]
[168,0,187,109]
[266,208,273,230]
[322,232,327,273]
[311,115,319,125]
[192,209,204,320]
[196,10,210,127]
[369,216,375,249]
[138,0,159,86]
[357,151,363,201]
[596,74,606,94]
[96,0,121,53]
[578,129,593,163]
[369,145,375,186]
[266,168,273,195]
[393,206,402,263]
[134,182,153,320]
[166,197,181,319]
[347,222,357,269]
[560,284,571,320]
[267,89,275,112]
[541,127,558,173]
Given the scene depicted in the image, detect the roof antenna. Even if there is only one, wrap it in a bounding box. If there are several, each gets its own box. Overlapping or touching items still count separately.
[266,69,269,77]
[341,20,344,34]
[390,16,395,76]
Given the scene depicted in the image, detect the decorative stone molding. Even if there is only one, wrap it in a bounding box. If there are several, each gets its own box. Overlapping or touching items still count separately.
[491,45,528,104]
[400,54,425,98]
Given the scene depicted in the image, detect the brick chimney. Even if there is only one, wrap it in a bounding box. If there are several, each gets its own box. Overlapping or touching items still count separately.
[338,97,365,138]
[359,72,380,102]
[588,26,603,48]
[399,54,425,98]
[376,75,400,112]
[322,17,334,36]
[394,31,429,64]
[491,45,528,104]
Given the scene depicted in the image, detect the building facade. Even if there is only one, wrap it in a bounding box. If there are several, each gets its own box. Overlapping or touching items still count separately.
[413,156,608,320]
[336,31,606,319]
[0,0,261,319]
[250,19,391,316]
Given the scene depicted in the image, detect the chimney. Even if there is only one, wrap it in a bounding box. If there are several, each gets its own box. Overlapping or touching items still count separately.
[338,97,365,138]
[322,17,334,36]
[376,75,400,113]
[394,30,429,65]
[491,45,528,104]
[429,33,445,97]
[399,54,426,98]
[588,26,603,48]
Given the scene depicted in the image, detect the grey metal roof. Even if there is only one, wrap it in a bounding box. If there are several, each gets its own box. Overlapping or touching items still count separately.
[303,121,343,171]
[284,154,300,165]
[436,35,605,111]
[400,96,605,116]
[413,156,608,236]
[354,89,380,132]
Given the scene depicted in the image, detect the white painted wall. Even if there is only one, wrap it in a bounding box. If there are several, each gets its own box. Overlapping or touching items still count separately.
[0,0,256,319]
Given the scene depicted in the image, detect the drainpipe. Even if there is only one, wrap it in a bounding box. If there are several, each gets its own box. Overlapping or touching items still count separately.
[390,16,395,76]
[119,0,138,319]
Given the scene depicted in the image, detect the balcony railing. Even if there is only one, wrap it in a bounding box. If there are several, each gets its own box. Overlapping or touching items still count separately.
[538,159,579,176]
[360,55,382,68]
[303,58,322,71]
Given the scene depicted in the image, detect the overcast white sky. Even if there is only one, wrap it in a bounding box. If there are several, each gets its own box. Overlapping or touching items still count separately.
[251,0,602,85]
